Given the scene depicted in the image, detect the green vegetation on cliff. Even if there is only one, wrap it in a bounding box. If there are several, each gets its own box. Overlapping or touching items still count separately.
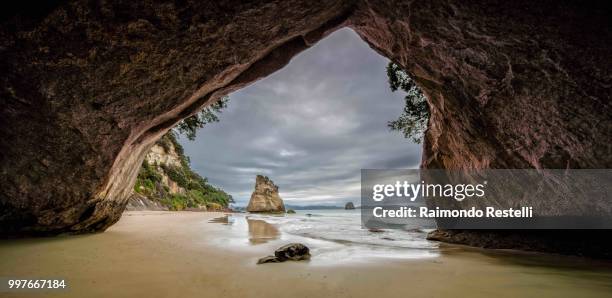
[134,133,233,211]
[386,62,430,143]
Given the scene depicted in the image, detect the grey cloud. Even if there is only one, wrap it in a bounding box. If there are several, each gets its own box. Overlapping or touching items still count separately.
[180,28,421,206]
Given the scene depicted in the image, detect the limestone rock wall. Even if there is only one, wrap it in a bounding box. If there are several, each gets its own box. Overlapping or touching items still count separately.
[125,193,168,211]
[136,141,185,196]
[348,0,612,170]
[0,0,353,235]
[347,1,611,255]
[145,144,182,170]
[246,175,285,213]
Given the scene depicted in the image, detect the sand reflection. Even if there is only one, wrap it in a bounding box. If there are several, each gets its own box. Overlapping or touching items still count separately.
[247,217,280,245]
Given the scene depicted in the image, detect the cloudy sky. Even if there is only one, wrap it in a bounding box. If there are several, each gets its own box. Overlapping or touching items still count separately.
[179,28,422,206]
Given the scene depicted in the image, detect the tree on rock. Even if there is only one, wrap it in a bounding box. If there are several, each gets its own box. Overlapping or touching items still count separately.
[175,96,229,141]
[386,62,429,143]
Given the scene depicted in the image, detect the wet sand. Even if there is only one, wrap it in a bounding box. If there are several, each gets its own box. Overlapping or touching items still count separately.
[1,211,611,298]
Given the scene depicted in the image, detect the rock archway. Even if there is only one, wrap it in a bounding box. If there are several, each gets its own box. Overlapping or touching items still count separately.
[1,0,610,239]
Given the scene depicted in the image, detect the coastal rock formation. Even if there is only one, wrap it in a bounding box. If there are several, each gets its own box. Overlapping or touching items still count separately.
[345,202,355,210]
[140,137,186,196]
[1,0,352,235]
[257,243,311,264]
[145,141,183,169]
[125,193,168,211]
[256,256,282,264]
[247,176,285,213]
[1,1,611,256]
[129,133,231,211]
[275,243,311,261]
[426,230,612,259]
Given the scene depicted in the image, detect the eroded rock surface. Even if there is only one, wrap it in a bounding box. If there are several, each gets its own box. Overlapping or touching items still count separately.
[427,230,612,259]
[347,1,611,255]
[349,1,612,170]
[1,0,352,235]
[125,193,168,211]
[246,175,285,213]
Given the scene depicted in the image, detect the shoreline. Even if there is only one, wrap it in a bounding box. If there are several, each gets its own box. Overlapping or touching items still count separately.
[127,210,612,259]
[1,211,611,298]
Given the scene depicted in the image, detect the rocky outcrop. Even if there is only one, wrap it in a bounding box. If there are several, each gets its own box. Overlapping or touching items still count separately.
[349,1,612,171]
[257,243,311,264]
[0,0,353,236]
[427,230,612,259]
[0,0,610,258]
[125,193,168,211]
[256,256,282,264]
[132,133,232,211]
[347,1,612,255]
[345,202,355,210]
[247,176,285,213]
[128,136,186,210]
[145,143,183,169]
[140,140,186,195]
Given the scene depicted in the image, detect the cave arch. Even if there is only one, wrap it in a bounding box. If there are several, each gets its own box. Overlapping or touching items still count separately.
[1,0,610,236]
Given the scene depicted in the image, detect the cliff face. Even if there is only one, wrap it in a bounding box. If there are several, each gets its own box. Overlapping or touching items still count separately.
[346,1,611,256]
[0,0,354,235]
[349,1,612,170]
[141,138,186,195]
[125,136,181,211]
[247,176,285,213]
[0,0,610,252]
[127,133,232,211]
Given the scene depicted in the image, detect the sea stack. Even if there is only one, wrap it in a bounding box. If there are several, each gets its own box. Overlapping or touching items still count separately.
[247,175,285,213]
[345,202,355,210]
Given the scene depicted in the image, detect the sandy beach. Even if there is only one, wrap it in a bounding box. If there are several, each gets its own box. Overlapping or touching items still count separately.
[1,211,611,298]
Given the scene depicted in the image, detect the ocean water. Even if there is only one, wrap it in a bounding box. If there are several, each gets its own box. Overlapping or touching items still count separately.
[219,209,441,263]
[250,209,436,249]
